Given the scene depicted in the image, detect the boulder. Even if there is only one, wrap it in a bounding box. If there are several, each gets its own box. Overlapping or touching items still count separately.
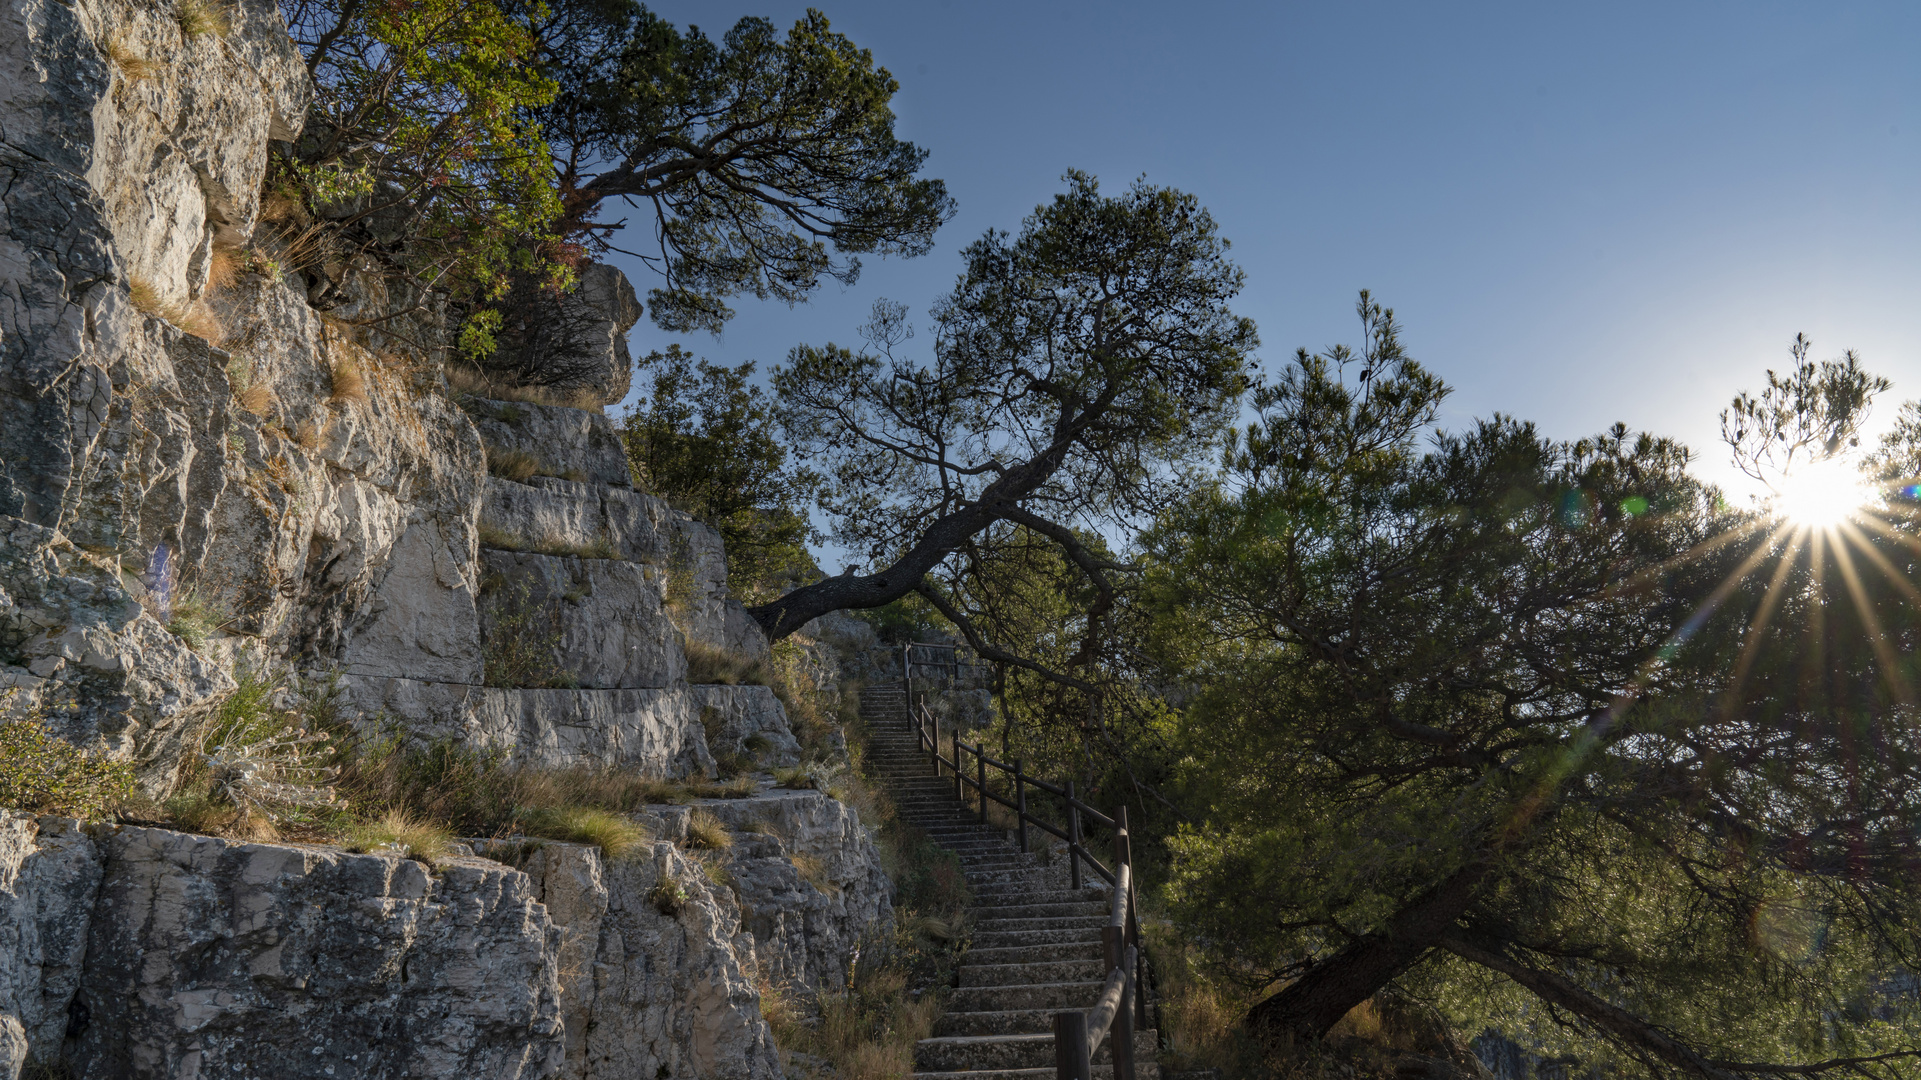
[468,398,633,491]
[478,549,682,689]
[66,825,565,1079]
[691,685,802,768]
[338,677,719,774]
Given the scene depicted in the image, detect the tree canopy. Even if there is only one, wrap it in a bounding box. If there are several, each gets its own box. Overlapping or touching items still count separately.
[753,170,1257,644]
[1136,312,1921,1078]
[277,0,952,352]
[526,2,957,333]
[619,346,819,597]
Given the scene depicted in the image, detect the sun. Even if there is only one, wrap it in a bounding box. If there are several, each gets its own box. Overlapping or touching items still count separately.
[1771,455,1875,528]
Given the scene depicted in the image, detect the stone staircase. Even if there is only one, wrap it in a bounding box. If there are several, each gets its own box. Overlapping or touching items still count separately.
[860,683,1159,1079]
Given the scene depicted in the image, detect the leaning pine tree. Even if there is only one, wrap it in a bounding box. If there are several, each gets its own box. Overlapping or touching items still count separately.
[1146,305,1921,1079]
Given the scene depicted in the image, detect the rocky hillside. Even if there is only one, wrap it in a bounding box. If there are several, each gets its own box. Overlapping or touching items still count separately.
[0,0,894,1074]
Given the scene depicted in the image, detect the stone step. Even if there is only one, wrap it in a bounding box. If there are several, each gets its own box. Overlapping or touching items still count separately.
[975,914,1109,934]
[972,926,1107,950]
[970,878,1103,898]
[972,889,1110,909]
[962,941,1104,967]
[959,959,1106,987]
[957,856,1033,872]
[948,980,1106,1013]
[963,868,1055,888]
[934,1006,1061,1037]
[972,900,1106,920]
[913,1029,1158,1072]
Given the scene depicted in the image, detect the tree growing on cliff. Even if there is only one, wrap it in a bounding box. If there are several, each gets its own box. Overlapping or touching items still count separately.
[749,171,1258,651]
[524,3,956,334]
[280,0,564,326]
[620,346,819,596]
[1146,315,1921,1077]
[280,0,952,356]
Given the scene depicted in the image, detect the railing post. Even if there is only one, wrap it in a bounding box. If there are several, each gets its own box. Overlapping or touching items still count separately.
[955,739,965,805]
[1014,759,1028,853]
[1053,1010,1090,1080]
[1104,925,1137,1080]
[1066,781,1082,892]
[1115,963,1138,1080]
[978,744,988,823]
[1115,804,1147,1029]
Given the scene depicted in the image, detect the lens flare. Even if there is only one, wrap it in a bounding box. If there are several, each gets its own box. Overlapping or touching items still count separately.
[1772,456,1874,529]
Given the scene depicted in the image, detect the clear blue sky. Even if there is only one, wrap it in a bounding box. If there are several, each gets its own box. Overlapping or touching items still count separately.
[605,0,1921,505]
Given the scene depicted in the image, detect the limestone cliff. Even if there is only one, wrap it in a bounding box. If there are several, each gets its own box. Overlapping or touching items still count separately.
[0,0,893,1073]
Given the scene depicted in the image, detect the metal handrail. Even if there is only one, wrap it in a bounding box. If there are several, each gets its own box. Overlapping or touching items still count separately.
[903,694,1146,1079]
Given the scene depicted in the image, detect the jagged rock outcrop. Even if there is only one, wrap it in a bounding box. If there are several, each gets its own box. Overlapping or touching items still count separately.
[69,826,566,1078]
[702,790,893,993]
[0,0,896,1071]
[0,814,100,1072]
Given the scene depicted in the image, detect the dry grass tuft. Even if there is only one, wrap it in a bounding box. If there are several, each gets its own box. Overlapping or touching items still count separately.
[446,364,605,413]
[329,360,367,405]
[699,854,734,889]
[177,299,224,344]
[175,0,231,37]
[790,852,838,894]
[346,808,453,866]
[684,640,768,687]
[486,445,541,483]
[775,965,939,1080]
[519,806,648,861]
[260,190,307,226]
[475,522,618,560]
[236,382,273,416]
[126,276,222,342]
[127,275,163,315]
[648,873,688,916]
[207,243,244,292]
[102,37,158,79]
[684,809,732,850]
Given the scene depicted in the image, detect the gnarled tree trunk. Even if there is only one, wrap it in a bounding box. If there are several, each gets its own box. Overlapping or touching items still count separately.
[1244,859,1493,1041]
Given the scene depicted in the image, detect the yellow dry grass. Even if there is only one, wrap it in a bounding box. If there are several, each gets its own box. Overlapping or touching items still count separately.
[175,0,230,38]
[127,275,163,315]
[684,809,732,850]
[236,382,273,416]
[207,244,244,292]
[329,360,367,406]
[446,363,605,412]
[101,37,158,79]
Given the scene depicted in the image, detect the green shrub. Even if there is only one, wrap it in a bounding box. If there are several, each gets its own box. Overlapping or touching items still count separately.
[0,704,136,819]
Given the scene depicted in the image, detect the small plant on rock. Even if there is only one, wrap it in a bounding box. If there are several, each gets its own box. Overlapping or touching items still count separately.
[175,0,230,37]
[101,37,157,79]
[684,641,766,686]
[165,589,225,652]
[0,693,136,819]
[648,873,688,916]
[684,808,732,850]
[347,808,452,865]
[481,580,574,689]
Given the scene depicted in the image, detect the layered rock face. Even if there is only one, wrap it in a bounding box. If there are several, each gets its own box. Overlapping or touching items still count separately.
[0,0,893,1072]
